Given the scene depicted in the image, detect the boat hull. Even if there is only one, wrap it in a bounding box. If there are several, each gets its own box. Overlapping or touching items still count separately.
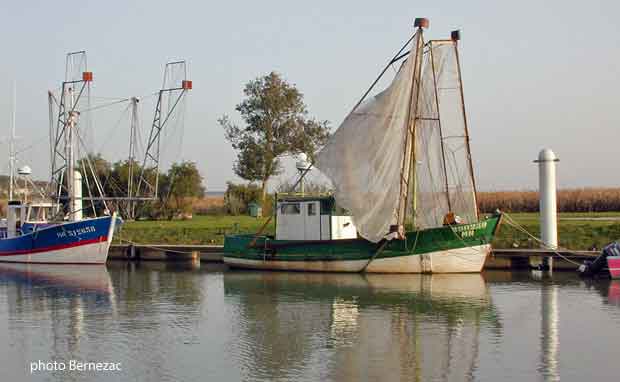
[0,215,116,264]
[608,256,620,279]
[364,244,490,273]
[223,215,500,273]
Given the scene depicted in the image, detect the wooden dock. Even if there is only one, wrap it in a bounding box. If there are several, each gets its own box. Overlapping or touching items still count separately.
[487,248,597,270]
[109,244,223,262]
[109,244,598,270]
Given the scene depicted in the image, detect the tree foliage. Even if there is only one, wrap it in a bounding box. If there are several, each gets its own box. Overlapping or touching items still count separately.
[219,72,330,205]
[156,161,205,220]
[224,182,262,215]
[76,155,204,220]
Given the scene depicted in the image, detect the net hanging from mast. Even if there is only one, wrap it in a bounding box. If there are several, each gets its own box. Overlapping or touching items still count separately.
[315,30,477,242]
[315,32,421,243]
[414,41,477,229]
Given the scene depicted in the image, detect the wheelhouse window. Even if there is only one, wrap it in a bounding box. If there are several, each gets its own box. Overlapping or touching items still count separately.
[280,203,301,215]
[28,207,40,221]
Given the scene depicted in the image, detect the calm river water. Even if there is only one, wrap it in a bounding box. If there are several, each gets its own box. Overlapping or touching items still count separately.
[0,261,619,381]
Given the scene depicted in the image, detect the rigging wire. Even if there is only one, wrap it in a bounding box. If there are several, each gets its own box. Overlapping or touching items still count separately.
[352,32,417,112]
[15,135,48,155]
[96,102,132,153]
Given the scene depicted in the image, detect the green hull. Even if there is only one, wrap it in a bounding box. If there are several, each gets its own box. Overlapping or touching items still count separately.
[223,214,501,273]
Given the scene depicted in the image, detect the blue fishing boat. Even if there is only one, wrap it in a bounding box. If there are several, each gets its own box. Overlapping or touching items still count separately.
[0,51,118,264]
[0,202,117,264]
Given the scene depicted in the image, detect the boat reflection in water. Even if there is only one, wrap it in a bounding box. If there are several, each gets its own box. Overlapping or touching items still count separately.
[223,272,500,382]
[0,263,114,297]
[579,276,620,308]
[609,281,620,306]
[0,263,115,361]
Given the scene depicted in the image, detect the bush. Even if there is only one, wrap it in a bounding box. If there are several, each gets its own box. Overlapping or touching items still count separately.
[224,182,261,215]
[223,182,275,216]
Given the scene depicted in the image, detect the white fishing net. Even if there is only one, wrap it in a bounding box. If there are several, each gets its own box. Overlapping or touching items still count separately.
[416,41,477,228]
[316,35,477,242]
[413,46,451,229]
[315,33,421,243]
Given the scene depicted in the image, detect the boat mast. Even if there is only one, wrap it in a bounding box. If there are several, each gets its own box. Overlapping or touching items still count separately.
[397,18,427,229]
[66,89,76,221]
[451,30,479,219]
[9,82,16,201]
[127,96,139,217]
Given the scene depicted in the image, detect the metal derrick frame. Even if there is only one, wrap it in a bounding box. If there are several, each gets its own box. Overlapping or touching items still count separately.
[131,61,190,217]
[50,66,111,219]
[51,79,110,212]
[47,54,191,220]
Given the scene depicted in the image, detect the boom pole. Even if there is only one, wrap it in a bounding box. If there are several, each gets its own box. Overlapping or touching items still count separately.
[451,30,479,219]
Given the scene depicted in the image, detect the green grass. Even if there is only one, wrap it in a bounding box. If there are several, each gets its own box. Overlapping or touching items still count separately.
[116,215,274,245]
[116,212,620,250]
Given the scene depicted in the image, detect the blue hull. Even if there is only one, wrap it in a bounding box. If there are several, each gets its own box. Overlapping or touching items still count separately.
[0,215,117,264]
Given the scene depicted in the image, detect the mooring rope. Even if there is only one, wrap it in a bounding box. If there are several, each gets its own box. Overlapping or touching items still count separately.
[501,213,583,266]
[117,238,199,255]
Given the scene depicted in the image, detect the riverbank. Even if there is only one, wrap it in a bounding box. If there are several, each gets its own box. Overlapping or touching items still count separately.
[115,212,620,250]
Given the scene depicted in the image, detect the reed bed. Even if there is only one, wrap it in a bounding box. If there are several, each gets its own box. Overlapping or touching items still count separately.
[191,196,226,215]
[478,188,620,213]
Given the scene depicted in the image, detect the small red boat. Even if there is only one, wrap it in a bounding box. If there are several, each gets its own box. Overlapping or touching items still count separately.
[578,242,620,278]
[608,256,620,279]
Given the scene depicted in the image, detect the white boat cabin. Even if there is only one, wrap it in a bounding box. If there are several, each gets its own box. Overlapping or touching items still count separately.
[275,194,358,241]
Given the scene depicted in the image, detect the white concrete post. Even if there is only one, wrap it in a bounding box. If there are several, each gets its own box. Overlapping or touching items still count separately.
[6,202,18,238]
[535,149,559,270]
[73,170,83,221]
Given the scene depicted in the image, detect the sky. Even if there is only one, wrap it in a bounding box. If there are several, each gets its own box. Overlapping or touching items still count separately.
[0,0,618,192]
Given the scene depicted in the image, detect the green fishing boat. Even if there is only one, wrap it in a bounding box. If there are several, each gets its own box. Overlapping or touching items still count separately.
[224,18,502,273]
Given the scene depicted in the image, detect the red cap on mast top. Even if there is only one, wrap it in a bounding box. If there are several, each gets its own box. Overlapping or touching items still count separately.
[414,18,429,29]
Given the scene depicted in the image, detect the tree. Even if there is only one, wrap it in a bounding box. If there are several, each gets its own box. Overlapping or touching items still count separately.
[219,72,330,207]
[157,161,205,220]
[167,161,205,199]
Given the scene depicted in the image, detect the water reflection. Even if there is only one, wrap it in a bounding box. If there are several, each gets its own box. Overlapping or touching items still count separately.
[0,263,115,382]
[540,279,559,382]
[0,263,114,297]
[581,277,620,308]
[608,281,620,306]
[224,272,500,382]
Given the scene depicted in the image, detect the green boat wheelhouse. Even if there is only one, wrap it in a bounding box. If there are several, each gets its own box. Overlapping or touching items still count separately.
[274,193,358,241]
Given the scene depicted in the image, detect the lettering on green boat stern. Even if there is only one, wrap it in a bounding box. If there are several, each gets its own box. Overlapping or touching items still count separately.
[450,221,488,239]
